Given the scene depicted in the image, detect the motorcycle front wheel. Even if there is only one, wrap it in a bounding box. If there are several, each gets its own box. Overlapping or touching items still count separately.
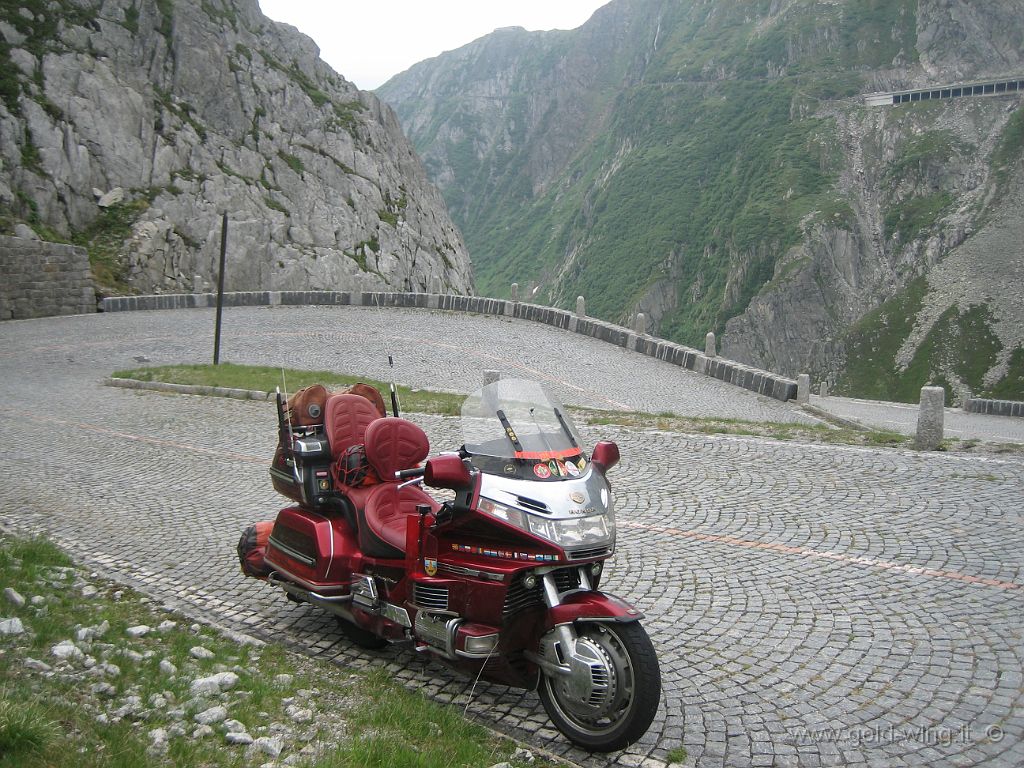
[538,620,660,752]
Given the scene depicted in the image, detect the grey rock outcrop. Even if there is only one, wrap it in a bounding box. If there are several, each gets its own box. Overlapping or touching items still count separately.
[0,0,473,297]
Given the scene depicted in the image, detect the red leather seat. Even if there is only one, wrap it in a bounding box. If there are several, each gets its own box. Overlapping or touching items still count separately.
[359,483,439,558]
[324,394,381,461]
[358,418,439,558]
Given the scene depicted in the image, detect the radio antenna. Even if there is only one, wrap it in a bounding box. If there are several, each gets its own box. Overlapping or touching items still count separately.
[279,369,299,483]
[387,354,400,417]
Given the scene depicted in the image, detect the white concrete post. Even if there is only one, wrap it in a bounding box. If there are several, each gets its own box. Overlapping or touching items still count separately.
[430,277,442,294]
[635,313,646,335]
[576,296,586,316]
[797,374,810,404]
[705,331,717,359]
[510,283,519,302]
[916,386,945,450]
[483,370,501,386]
[819,381,828,398]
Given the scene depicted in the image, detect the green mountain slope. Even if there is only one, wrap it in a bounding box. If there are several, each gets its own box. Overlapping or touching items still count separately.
[380,0,1024,402]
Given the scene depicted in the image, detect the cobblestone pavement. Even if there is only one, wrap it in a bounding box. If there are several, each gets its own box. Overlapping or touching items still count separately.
[1,306,1023,767]
[808,394,1024,445]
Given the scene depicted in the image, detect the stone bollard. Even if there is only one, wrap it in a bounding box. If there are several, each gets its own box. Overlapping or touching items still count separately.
[510,283,519,302]
[819,381,828,398]
[576,295,586,317]
[483,370,501,386]
[430,277,442,294]
[635,313,646,335]
[915,386,945,450]
[796,374,810,404]
[705,331,717,359]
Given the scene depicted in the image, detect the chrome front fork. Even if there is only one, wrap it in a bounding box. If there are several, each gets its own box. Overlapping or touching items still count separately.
[525,567,595,678]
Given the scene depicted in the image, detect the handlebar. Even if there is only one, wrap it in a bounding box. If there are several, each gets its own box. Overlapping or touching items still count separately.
[395,466,426,480]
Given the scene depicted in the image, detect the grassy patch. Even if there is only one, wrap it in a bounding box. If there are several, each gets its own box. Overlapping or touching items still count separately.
[835,276,927,401]
[573,407,911,449]
[111,363,464,416]
[884,191,952,243]
[0,533,563,768]
[278,151,305,175]
[991,106,1024,189]
[984,346,1024,400]
[71,199,150,297]
[666,745,689,764]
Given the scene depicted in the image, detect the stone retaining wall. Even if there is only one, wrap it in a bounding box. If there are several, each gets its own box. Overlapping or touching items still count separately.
[963,398,1024,418]
[100,290,799,402]
[0,235,96,320]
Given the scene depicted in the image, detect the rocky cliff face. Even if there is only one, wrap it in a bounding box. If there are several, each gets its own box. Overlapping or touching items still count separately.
[0,0,473,297]
[379,0,1024,402]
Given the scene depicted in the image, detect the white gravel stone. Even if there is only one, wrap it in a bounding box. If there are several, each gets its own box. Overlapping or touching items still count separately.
[80,585,98,598]
[285,705,313,723]
[194,705,229,725]
[3,587,25,607]
[30,596,45,605]
[125,625,151,638]
[251,736,285,758]
[157,620,176,632]
[222,718,246,733]
[51,639,83,659]
[24,657,51,671]
[160,659,178,676]
[512,748,535,763]
[190,671,239,695]
[0,617,25,635]
[273,673,293,687]
[190,646,215,660]
[226,731,254,745]
[90,682,116,697]
[192,724,215,739]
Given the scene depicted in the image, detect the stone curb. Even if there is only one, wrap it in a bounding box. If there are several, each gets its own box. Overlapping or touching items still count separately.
[104,377,274,402]
[963,397,1024,418]
[100,291,799,402]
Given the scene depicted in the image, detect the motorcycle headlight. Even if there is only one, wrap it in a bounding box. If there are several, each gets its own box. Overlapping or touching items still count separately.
[478,498,615,549]
[526,514,613,548]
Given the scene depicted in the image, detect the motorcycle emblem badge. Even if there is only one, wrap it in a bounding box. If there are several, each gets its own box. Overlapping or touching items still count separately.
[570,491,586,504]
[424,558,438,576]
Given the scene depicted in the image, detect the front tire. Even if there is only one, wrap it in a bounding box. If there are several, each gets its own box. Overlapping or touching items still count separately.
[538,621,660,752]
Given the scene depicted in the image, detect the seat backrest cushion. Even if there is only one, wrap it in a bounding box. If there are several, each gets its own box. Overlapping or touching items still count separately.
[323,394,382,460]
[363,418,430,481]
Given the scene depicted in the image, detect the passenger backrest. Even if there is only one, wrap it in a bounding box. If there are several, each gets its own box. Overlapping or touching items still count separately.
[323,394,382,460]
[363,418,430,481]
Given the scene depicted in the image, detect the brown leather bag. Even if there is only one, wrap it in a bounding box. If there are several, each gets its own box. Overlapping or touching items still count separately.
[347,382,387,418]
[284,384,330,426]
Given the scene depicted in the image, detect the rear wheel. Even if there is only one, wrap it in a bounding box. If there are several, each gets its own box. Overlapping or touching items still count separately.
[538,621,660,752]
[335,616,388,649]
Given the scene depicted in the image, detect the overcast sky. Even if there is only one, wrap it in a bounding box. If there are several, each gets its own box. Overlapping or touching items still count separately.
[257,1,610,90]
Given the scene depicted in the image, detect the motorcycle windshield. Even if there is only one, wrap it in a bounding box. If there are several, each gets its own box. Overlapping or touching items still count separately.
[461,379,588,479]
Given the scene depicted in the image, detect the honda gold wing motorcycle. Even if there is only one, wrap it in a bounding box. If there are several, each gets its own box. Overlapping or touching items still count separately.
[238,377,660,751]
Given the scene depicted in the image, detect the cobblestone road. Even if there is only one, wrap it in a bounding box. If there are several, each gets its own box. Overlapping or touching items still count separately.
[1,306,1022,767]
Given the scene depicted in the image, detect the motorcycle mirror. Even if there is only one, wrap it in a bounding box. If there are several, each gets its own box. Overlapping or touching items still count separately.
[424,454,472,489]
[591,441,620,472]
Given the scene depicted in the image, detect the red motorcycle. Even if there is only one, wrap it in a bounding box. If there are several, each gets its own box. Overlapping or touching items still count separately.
[239,377,660,751]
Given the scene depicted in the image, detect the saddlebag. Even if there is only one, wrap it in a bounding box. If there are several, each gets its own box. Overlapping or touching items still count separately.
[237,521,275,579]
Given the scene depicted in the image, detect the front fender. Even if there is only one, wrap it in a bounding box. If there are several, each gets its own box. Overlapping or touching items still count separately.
[545,591,644,630]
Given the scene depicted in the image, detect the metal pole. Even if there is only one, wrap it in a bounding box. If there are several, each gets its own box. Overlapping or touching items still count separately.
[213,212,228,365]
